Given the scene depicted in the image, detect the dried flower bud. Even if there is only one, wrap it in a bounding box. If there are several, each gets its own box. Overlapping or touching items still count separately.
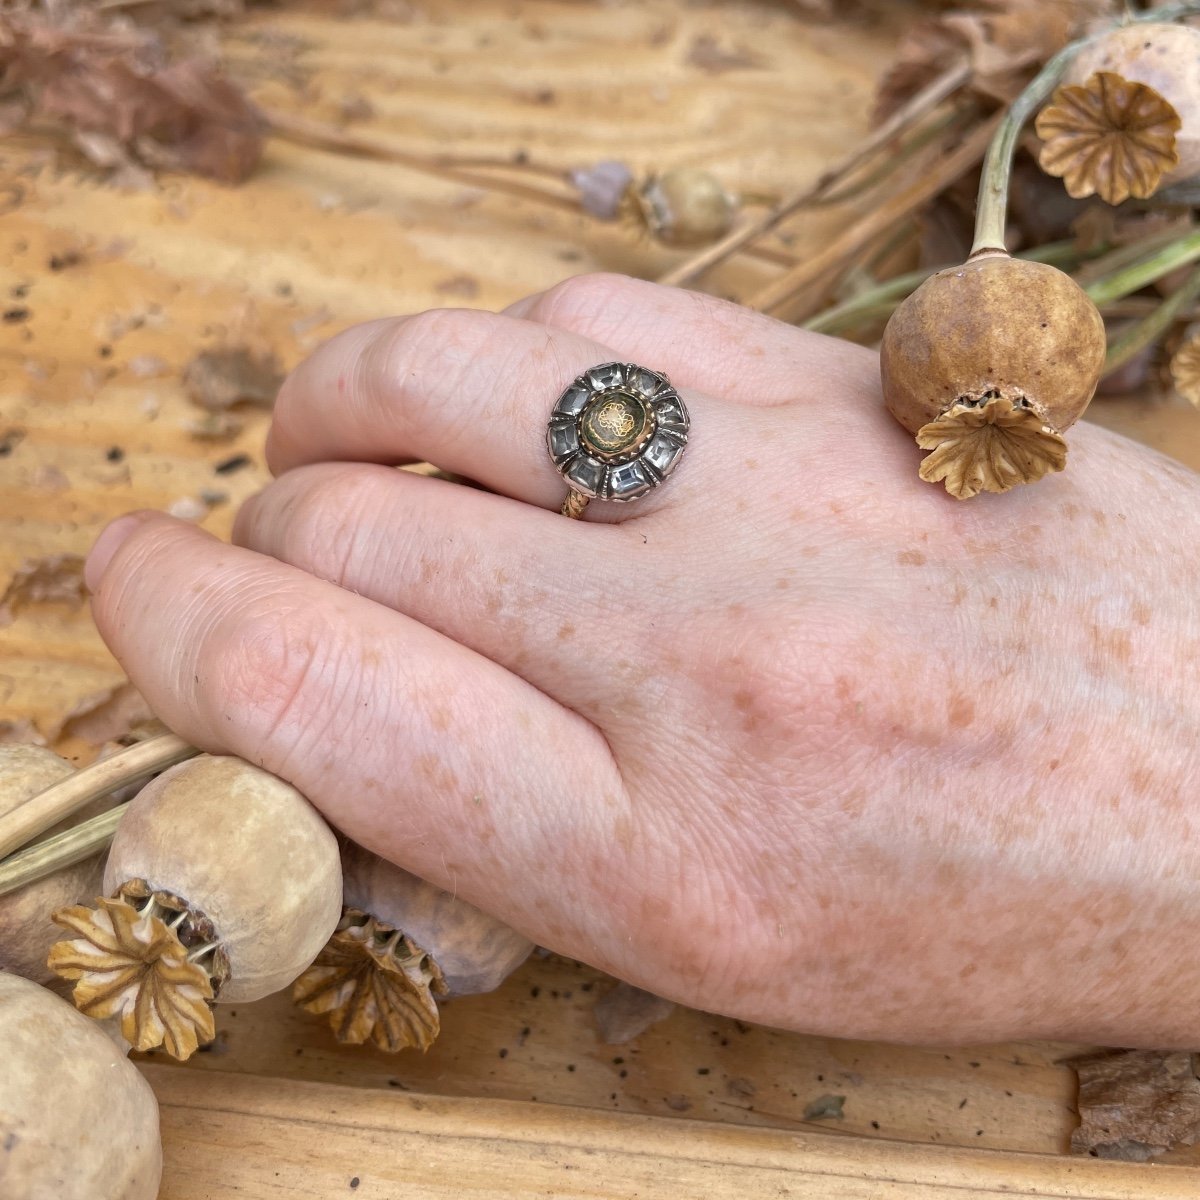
[1171,325,1200,408]
[632,167,737,247]
[1063,23,1200,188]
[569,160,635,220]
[1036,71,1181,205]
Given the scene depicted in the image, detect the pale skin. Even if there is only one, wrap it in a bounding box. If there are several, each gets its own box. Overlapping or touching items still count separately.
[85,273,1200,1047]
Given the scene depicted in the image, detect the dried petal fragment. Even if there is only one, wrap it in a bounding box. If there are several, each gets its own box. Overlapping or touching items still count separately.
[0,553,86,626]
[917,392,1067,500]
[1070,1049,1200,1160]
[1171,333,1200,408]
[1036,72,1181,205]
[48,895,216,1059]
[293,908,448,1052]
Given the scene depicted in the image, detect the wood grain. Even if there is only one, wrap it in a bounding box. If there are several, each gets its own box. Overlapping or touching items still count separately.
[145,1064,1200,1199]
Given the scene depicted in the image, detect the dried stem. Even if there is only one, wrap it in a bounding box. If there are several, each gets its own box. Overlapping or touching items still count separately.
[1105,264,1200,374]
[970,1,1200,257]
[748,115,1000,321]
[1084,230,1200,306]
[0,733,197,860]
[0,803,126,898]
[656,58,971,289]
[263,108,582,213]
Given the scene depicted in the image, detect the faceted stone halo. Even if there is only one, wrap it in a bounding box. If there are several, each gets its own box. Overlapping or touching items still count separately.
[547,362,689,503]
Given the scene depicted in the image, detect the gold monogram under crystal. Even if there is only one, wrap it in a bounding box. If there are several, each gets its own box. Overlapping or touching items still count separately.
[579,391,653,459]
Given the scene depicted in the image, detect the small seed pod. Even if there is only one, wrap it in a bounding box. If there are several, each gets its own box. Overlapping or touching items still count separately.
[0,971,161,1199]
[294,840,533,1052]
[48,754,342,1060]
[0,744,106,985]
[630,167,737,247]
[1063,24,1200,188]
[880,253,1107,499]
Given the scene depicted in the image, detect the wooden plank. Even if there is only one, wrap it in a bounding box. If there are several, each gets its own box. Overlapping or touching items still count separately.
[140,953,1083,1156]
[144,1064,1200,1199]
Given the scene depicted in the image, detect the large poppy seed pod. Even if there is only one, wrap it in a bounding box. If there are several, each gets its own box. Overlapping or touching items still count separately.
[295,840,533,1052]
[49,754,342,1060]
[0,745,105,984]
[0,971,161,1199]
[1065,23,1200,187]
[880,253,1107,499]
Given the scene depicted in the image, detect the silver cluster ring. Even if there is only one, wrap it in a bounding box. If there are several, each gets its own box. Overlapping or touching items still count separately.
[547,362,690,518]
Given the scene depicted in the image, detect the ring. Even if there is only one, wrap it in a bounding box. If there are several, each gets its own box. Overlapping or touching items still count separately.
[546,362,690,518]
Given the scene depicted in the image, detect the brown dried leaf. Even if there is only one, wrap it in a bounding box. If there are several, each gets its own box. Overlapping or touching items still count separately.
[0,10,262,184]
[1070,1049,1200,1160]
[182,346,283,411]
[685,34,764,75]
[0,553,86,626]
[874,0,1118,120]
[1036,72,1181,205]
[1171,332,1200,408]
[917,392,1067,499]
[57,681,154,749]
[293,909,449,1053]
[0,718,46,746]
[48,896,216,1060]
[593,981,675,1045]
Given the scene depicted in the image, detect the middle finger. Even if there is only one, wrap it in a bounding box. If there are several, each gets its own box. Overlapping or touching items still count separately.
[265,307,732,515]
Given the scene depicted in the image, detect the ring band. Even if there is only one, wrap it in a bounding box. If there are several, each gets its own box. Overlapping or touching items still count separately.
[547,362,690,519]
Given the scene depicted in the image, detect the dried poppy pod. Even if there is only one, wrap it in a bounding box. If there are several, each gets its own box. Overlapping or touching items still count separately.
[0,744,106,985]
[880,252,1107,499]
[48,754,342,1060]
[294,840,533,1052]
[1063,23,1200,189]
[0,971,161,1199]
[631,167,738,247]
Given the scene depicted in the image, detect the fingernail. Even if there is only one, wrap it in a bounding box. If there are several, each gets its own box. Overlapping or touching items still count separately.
[85,512,153,593]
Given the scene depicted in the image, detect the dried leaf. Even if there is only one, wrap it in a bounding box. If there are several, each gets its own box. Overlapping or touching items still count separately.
[803,1093,846,1121]
[1171,332,1200,408]
[1036,72,1181,205]
[917,392,1067,499]
[293,909,448,1053]
[0,553,86,626]
[57,681,154,749]
[49,895,216,1060]
[182,346,283,411]
[0,718,46,746]
[874,0,1119,120]
[1071,1049,1200,1160]
[0,9,262,184]
[685,34,764,75]
[592,981,675,1044]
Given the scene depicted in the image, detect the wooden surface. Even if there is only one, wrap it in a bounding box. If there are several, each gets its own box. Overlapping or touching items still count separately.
[147,1064,1200,1199]
[3,0,1200,1195]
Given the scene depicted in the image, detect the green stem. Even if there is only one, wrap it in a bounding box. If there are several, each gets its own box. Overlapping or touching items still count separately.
[803,240,1082,335]
[0,804,126,898]
[1104,264,1200,375]
[1084,231,1200,307]
[969,1,1200,258]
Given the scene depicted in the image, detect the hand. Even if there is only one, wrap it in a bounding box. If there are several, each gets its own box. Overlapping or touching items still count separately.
[85,273,1200,1046]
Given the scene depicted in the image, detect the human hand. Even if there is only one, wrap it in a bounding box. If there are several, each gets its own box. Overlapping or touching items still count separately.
[85,273,1200,1046]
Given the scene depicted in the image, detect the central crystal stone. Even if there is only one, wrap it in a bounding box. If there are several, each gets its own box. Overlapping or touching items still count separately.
[579,391,653,459]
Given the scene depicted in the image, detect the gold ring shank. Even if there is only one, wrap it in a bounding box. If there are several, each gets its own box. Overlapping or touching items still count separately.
[561,490,590,519]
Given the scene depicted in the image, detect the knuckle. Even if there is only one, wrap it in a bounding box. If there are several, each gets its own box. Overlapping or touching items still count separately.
[529,272,640,331]
[202,600,331,750]
[271,464,386,584]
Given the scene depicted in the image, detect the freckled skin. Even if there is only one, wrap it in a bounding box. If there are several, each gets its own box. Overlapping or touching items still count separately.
[87,273,1200,1048]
